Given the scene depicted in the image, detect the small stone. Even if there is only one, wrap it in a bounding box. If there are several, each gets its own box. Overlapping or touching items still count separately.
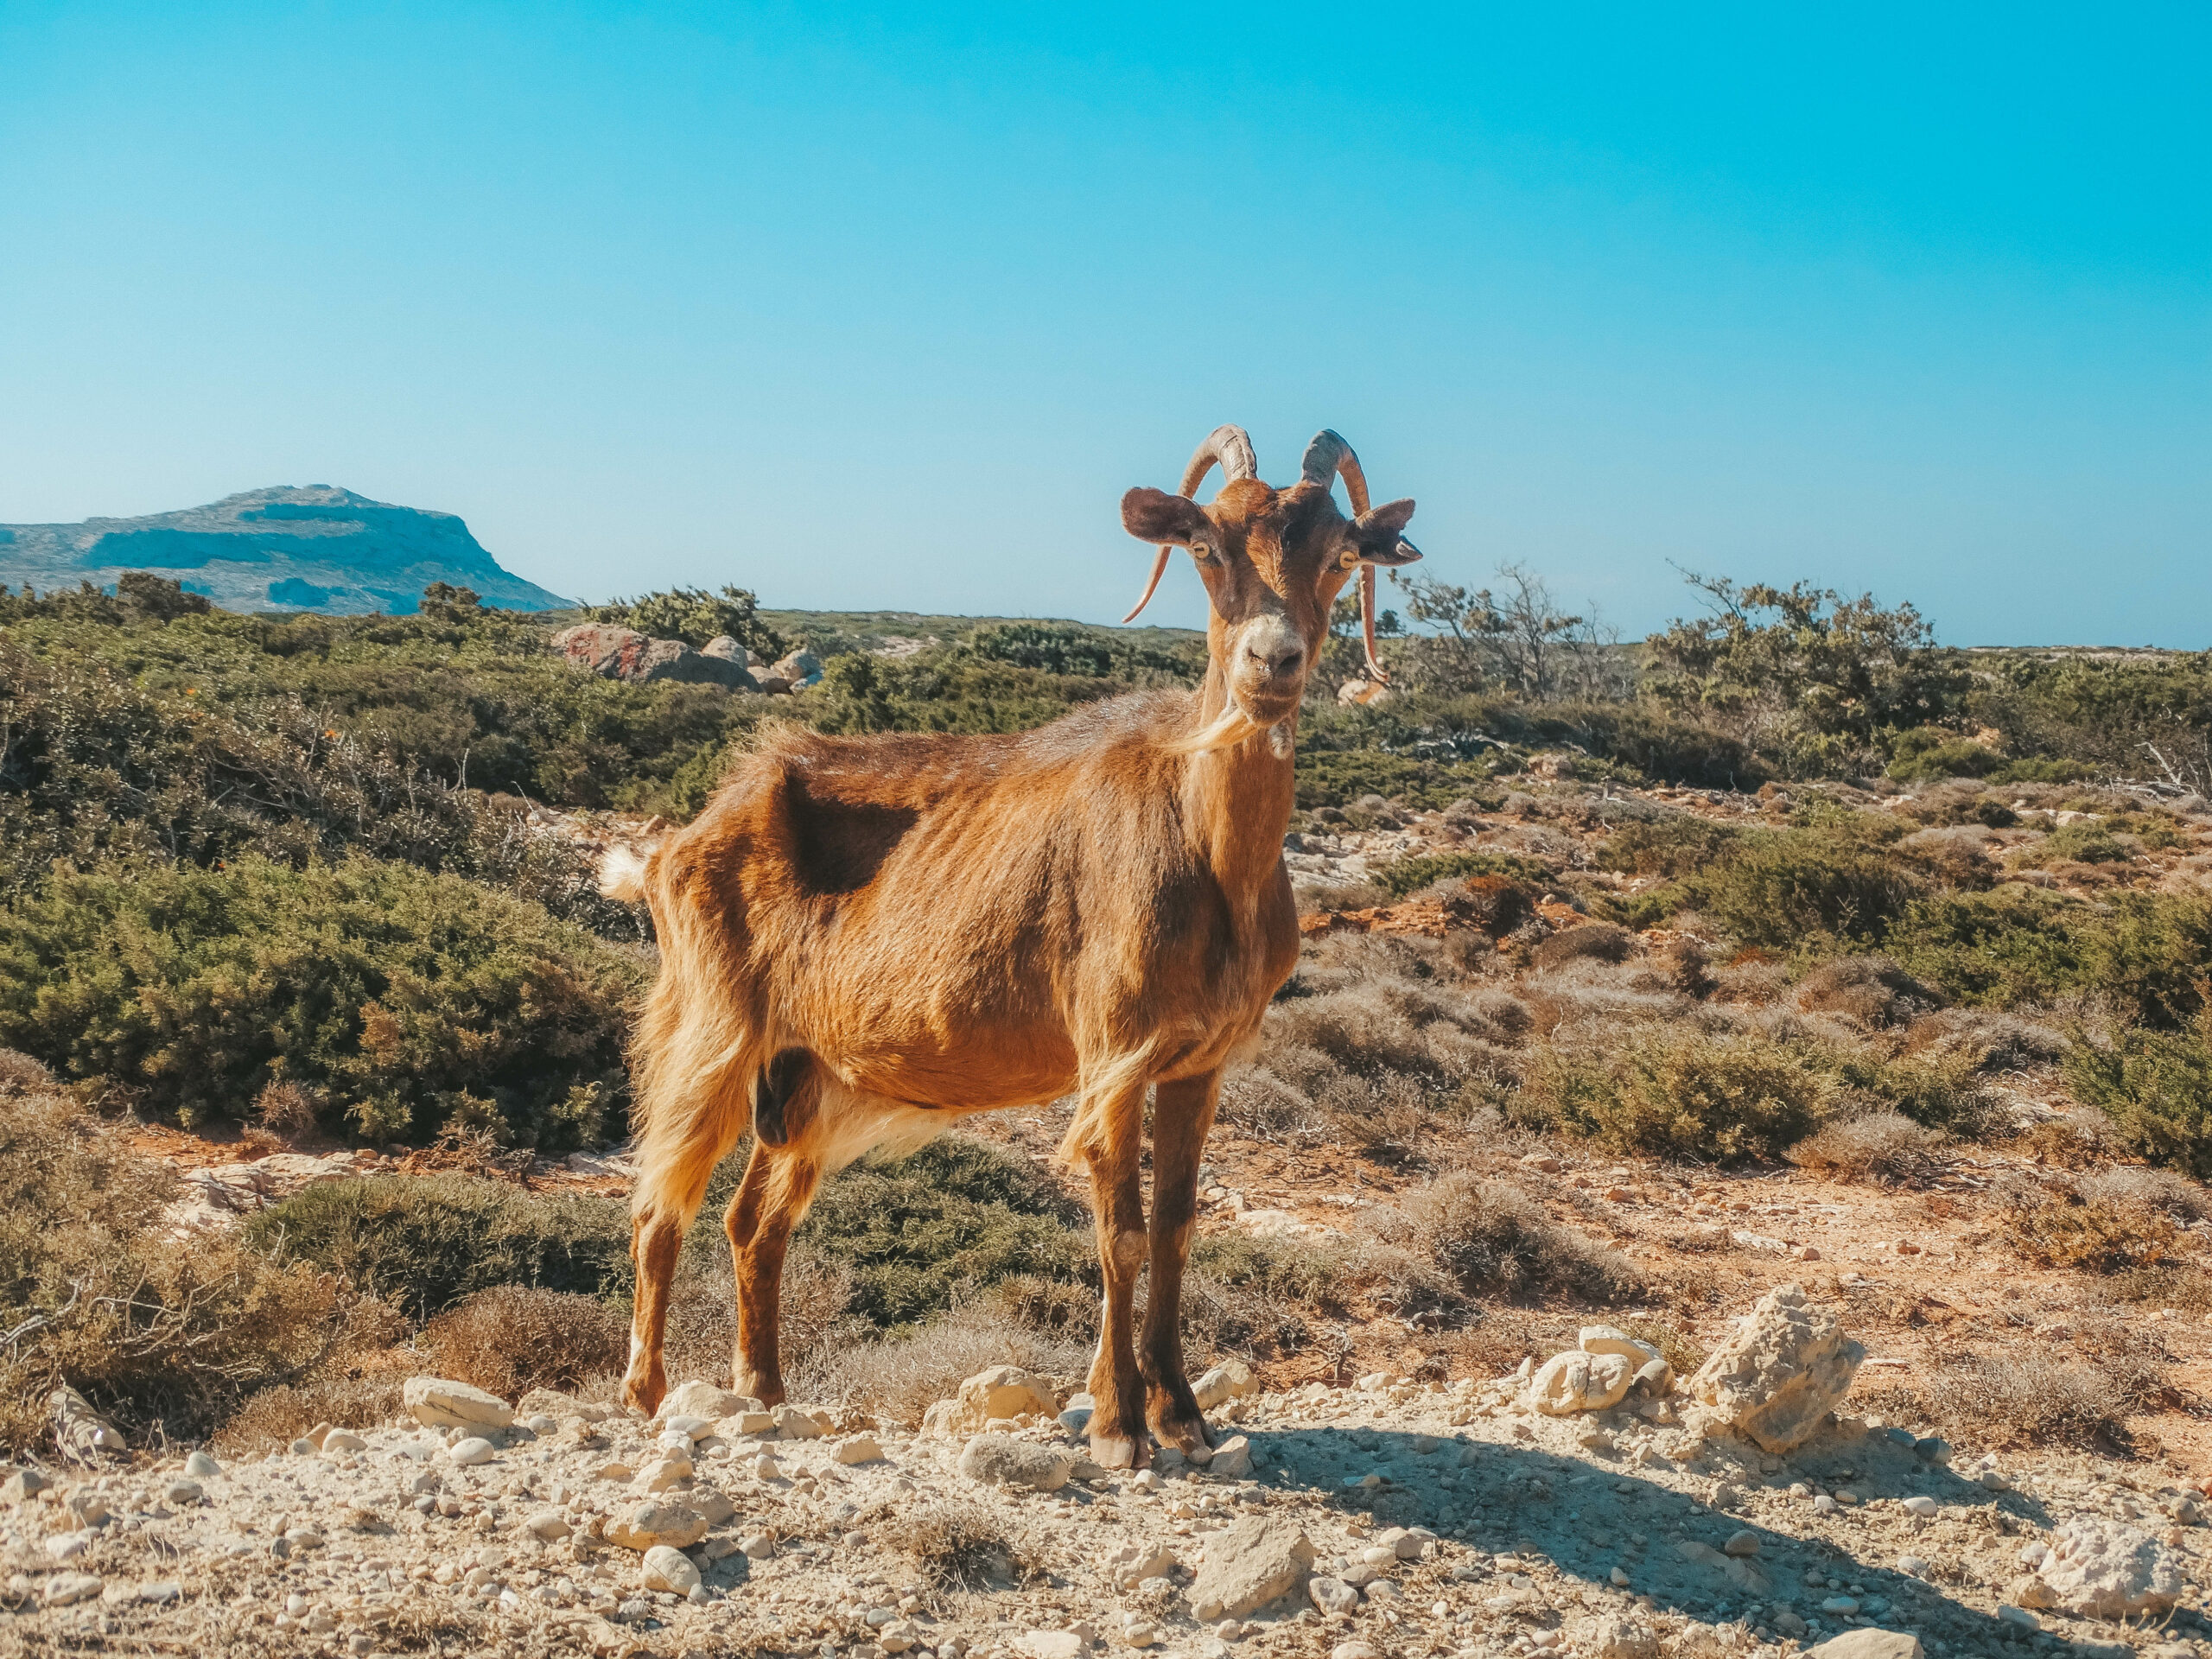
[1122,1618,1160,1648]
[1209,1435,1253,1478]
[634,1455,692,1491]
[1530,1350,1634,1414]
[1193,1361,1258,1411]
[43,1572,103,1607]
[163,1478,203,1505]
[137,1581,181,1604]
[1901,1495,1937,1517]
[1820,1596,1859,1616]
[639,1544,701,1594]
[1998,1605,2041,1633]
[1805,1631,1922,1659]
[771,1403,825,1440]
[2009,1574,2057,1611]
[604,1498,709,1551]
[321,1429,367,1453]
[740,1530,777,1560]
[1058,1407,1093,1436]
[831,1435,882,1465]
[448,1437,497,1466]
[1723,1530,1759,1556]
[1897,1554,1929,1577]
[1592,1616,1662,1659]
[528,1509,573,1541]
[1310,1576,1360,1614]
[403,1376,514,1430]
[183,1451,221,1478]
[658,1382,755,1421]
[1913,1436,1949,1464]
[1020,1632,1086,1659]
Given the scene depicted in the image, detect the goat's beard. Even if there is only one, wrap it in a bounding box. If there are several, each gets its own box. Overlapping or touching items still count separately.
[1168,695,1295,760]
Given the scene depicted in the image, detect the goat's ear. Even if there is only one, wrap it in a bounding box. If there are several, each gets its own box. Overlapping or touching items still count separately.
[1122,487,1214,548]
[1351,498,1421,566]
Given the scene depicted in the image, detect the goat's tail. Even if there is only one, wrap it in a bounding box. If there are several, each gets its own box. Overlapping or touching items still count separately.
[599,841,654,904]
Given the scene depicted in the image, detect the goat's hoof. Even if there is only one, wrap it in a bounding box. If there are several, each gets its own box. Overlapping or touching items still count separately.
[1088,1429,1151,1471]
[1149,1414,1215,1461]
[620,1375,667,1416]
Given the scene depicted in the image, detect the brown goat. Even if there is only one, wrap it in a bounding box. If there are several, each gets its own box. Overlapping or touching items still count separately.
[602,426,1420,1467]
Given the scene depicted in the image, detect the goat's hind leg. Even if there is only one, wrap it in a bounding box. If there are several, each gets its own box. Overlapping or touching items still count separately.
[1141,1071,1220,1459]
[723,1137,823,1406]
[621,1061,750,1415]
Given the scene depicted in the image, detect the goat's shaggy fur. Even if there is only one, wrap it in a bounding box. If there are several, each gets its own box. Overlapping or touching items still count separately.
[609,429,1420,1467]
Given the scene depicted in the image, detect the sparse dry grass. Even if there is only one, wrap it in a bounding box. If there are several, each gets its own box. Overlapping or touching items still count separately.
[1929,1351,2134,1449]
[1372,1171,1640,1303]
[211,1371,409,1457]
[787,1304,1089,1427]
[1793,957,1946,1027]
[881,1495,1033,1592]
[663,1243,865,1391]
[1999,1175,2185,1273]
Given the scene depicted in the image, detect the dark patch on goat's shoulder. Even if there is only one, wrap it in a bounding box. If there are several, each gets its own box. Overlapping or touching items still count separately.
[783,776,918,896]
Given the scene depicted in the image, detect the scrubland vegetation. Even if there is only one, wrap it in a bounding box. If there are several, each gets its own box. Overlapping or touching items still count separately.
[8,564,2212,1461]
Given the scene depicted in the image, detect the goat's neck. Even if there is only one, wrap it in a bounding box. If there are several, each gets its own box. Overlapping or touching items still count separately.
[1180,668,1294,902]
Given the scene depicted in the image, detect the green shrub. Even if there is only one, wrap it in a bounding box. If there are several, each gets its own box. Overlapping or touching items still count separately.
[1516,1031,1835,1163]
[1294,748,1502,810]
[2018,820,2134,866]
[1886,730,2003,781]
[593,584,788,658]
[245,1173,632,1319]
[740,1136,1096,1331]
[1371,849,1550,899]
[1890,889,2212,1025]
[1691,833,1920,949]
[1599,816,1740,879]
[0,856,642,1142]
[2065,1027,2212,1180]
[963,621,1199,680]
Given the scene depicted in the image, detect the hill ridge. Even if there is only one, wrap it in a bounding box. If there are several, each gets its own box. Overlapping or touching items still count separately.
[0,484,572,615]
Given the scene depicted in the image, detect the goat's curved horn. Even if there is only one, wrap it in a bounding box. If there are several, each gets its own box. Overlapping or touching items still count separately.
[1302,429,1390,683]
[1124,425,1258,623]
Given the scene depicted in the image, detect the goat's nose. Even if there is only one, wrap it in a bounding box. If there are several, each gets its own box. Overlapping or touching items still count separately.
[1246,639,1302,677]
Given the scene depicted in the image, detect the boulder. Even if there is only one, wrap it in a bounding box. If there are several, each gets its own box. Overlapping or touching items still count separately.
[550,625,754,690]
[957,1433,1071,1492]
[1185,1515,1314,1619]
[639,1544,702,1595]
[1208,1434,1254,1478]
[1105,1541,1178,1589]
[658,1382,758,1421]
[924,1365,1063,1438]
[403,1376,514,1431]
[1581,1325,1664,1368]
[770,650,823,687]
[1530,1351,1633,1414]
[604,1497,709,1551]
[1684,1284,1865,1452]
[2037,1517,2184,1618]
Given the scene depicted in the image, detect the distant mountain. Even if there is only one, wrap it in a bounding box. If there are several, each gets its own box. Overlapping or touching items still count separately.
[0,486,573,614]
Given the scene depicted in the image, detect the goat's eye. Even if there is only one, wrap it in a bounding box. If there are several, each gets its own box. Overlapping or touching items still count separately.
[1190,542,1213,562]
[1338,549,1361,570]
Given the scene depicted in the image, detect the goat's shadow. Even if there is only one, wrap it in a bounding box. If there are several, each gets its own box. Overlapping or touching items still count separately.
[1157,1421,2166,1657]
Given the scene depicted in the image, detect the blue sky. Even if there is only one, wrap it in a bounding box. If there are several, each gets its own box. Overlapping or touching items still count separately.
[2,3,2205,644]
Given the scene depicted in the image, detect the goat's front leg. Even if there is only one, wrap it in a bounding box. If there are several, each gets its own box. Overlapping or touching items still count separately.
[723,1142,823,1406]
[1141,1071,1220,1459]
[1072,1079,1151,1470]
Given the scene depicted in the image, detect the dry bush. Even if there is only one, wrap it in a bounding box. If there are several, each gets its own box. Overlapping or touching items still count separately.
[212,1372,409,1457]
[0,1075,365,1456]
[1530,923,1634,972]
[1217,1065,1325,1142]
[1709,953,1790,1004]
[2107,1263,2212,1313]
[881,1495,1030,1592]
[1901,1007,2066,1071]
[1372,1171,1639,1303]
[1787,1111,1945,1183]
[2075,1164,2212,1221]
[1999,1176,2183,1273]
[1294,877,1391,913]
[1793,957,1946,1027]
[1929,1351,2133,1449]
[254,1078,326,1141]
[662,1243,862,1391]
[2012,1114,2116,1167]
[0,1047,54,1090]
[419,1285,629,1400]
[788,1304,1089,1426]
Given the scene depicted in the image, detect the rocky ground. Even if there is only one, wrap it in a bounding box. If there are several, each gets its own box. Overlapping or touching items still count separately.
[5,1291,2206,1659]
